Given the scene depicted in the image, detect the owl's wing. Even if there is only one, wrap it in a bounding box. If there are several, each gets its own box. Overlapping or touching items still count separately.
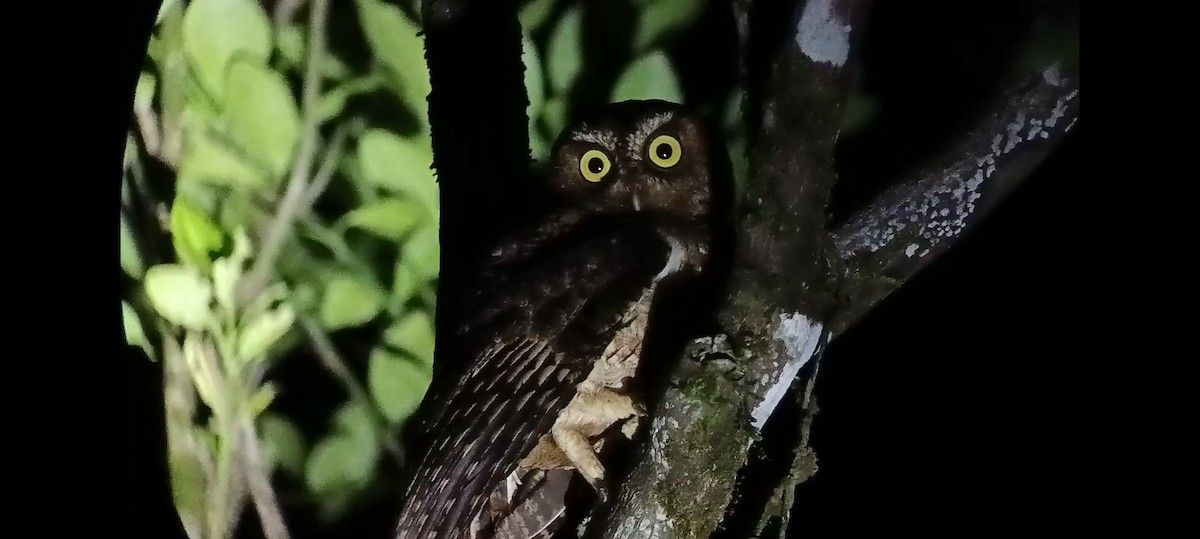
[394,216,668,539]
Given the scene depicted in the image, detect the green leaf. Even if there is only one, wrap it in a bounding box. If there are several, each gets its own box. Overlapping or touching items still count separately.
[402,225,440,281]
[305,434,379,495]
[238,305,296,362]
[338,153,367,188]
[211,227,252,316]
[421,284,437,312]
[147,35,166,69]
[277,24,352,81]
[316,488,358,524]
[530,121,550,162]
[157,0,181,26]
[319,271,385,329]
[384,311,435,367]
[519,0,558,32]
[306,401,381,494]
[225,60,301,181]
[124,135,139,173]
[368,346,431,424]
[184,70,223,123]
[178,125,269,189]
[541,96,568,141]
[122,301,155,360]
[333,400,379,448]
[633,0,707,52]
[120,213,145,280]
[522,31,545,122]
[168,451,208,526]
[248,382,278,416]
[182,0,272,104]
[611,50,683,103]
[182,332,222,408]
[546,3,584,94]
[355,0,430,124]
[338,197,427,241]
[170,196,226,271]
[322,54,352,81]
[318,75,386,124]
[245,283,291,331]
[357,129,438,213]
[260,413,307,478]
[387,258,418,317]
[145,264,214,331]
[275,25,305,67]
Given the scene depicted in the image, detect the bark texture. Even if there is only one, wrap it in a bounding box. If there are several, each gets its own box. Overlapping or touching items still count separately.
[416,0,1080,537]
[828,66,1080,336]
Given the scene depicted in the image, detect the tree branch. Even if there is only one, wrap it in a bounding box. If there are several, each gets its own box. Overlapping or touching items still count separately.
[239,0,329,308]
[420,0,530,274]
[420,0,532,412]
[239,415,293,539]
[273,0,307,28]
[595,1,871,535]
[299,316,406,465]
[299,123,349,217]
[828,65,1079,336]
[412,1,1078,537]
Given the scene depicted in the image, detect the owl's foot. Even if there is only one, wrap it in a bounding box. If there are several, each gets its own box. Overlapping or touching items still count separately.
[592,477,610,504]
[544,387,645,505]
[620,416,640,439]
[551,424,609,503]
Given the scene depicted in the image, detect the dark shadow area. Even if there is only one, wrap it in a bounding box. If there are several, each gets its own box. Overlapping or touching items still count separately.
[791,131,1082,535]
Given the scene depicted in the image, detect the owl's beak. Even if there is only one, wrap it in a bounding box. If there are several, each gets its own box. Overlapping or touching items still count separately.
[633,194,641,211]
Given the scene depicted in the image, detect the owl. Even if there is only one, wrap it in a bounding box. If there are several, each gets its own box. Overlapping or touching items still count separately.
[392,99,723,539]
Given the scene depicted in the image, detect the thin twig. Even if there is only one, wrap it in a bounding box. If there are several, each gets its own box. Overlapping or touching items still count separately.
[197,335,240,539]
[300,124,349,216]
[239,415,293,539]
[300,317,370,404]
[239,0,330,308]
[273,0,307,28]
[300,316,407,466]
[134,108,162,159]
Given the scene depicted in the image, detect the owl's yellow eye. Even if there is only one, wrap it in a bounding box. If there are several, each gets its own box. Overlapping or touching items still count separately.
[648,135,682,168]
[579,149,612,183]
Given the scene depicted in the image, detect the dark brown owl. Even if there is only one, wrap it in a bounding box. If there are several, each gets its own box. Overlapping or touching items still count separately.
[392,99,723,539]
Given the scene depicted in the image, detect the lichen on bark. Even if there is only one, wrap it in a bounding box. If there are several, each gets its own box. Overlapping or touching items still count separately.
[415,0,1080,536]
[601,335,756,538]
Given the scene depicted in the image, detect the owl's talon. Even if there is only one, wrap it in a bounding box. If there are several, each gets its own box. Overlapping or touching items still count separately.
[620,415,640,439]
[592,478,610,504]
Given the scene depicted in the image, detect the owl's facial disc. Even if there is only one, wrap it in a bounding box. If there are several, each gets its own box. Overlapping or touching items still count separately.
[550,100,719,221]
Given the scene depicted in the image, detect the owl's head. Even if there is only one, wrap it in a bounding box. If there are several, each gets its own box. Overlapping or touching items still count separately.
[547,100,721,221]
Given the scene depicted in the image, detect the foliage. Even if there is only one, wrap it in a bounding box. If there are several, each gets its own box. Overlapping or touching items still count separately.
[120,0,877,535]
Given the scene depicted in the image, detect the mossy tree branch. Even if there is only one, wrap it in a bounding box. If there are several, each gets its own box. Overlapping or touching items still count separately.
[595,0,872,535]
[828,66,1079,337]
[411,0,1078,537]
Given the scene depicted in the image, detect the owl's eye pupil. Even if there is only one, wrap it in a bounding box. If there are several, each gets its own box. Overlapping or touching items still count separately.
[587,157,605,174]
[656,143,673,160]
